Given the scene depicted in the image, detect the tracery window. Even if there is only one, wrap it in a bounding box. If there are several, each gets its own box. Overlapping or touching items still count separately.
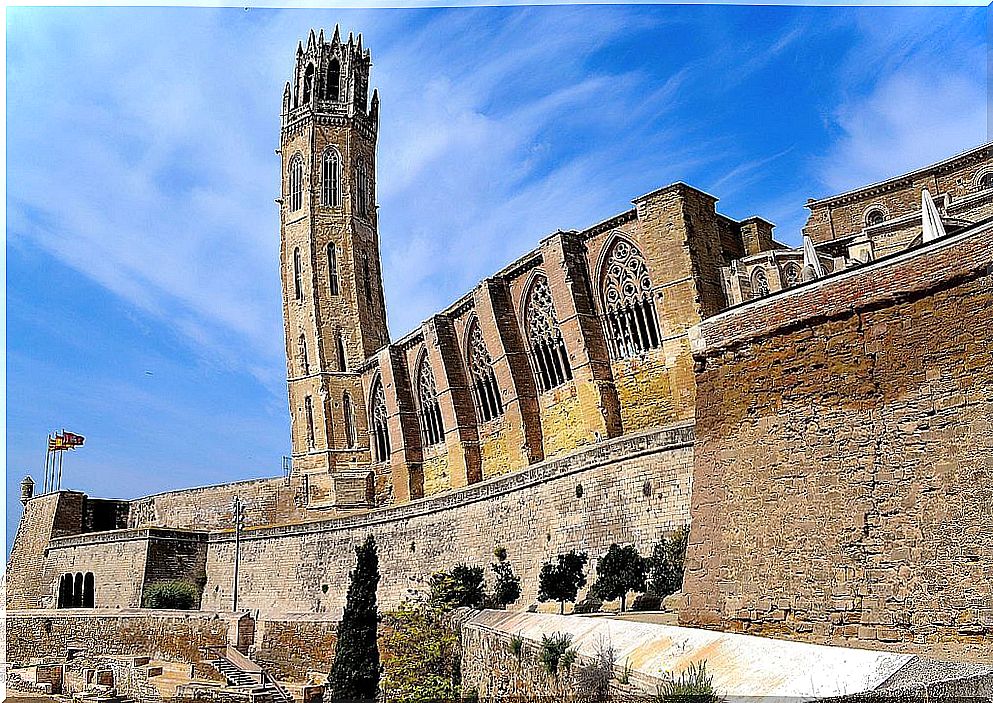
[304,395,316,448]
[865,207,886,227]
[298,333,310,375]
[327,57,341,101]
[751,267,770,299]
[600,238,661,360]
[293,247,303,300]
[783,262,802,288]
[370,378,391,463]
[417,355,445,447]
[322,148,341,207]
[467,319,503,423]
[525,274,573,393]
[343,392,357,449]
[289,155,304,212]
[327,242,340,296]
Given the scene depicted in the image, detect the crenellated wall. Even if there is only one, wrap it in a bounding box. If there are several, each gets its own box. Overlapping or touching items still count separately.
[681,221,993,661]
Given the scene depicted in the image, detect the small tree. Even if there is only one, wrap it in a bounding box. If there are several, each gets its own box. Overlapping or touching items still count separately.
[490,549,521,608]
[429,564,485,609]
[647,527,689,599]
[537,550,588,614]
[328,535,380,702]
[591,543,648,612]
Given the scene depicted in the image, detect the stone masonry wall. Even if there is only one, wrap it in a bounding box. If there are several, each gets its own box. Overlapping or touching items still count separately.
[6,610,238,665]
[201,423,693,615]
[681,224,993,662]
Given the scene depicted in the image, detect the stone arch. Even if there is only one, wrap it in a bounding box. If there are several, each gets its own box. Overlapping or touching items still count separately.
[522,272,572,393]
[597,235,661,359]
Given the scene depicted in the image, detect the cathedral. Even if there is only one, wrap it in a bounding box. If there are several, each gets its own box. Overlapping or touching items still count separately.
[7,29,993,669]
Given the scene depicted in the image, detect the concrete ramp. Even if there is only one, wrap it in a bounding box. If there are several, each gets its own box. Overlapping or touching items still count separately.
[465,610,990,701]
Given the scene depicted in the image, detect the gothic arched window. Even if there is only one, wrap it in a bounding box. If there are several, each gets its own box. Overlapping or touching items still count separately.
[751,267,770,299]
[467,319,503,423]
[289,155,304,212]
[292,247,303,300]
[322,148,341,207]
[783,262,802,288]
[525,274,573,393]
[298,333,310,375]
[370,378,391,463]
[303,63,315,104]
[327,242,340,296]
[356,159,371,218]
[327,57,341,101]
[304,395,316,448]
[343,392,357,449]
[600,238,661,360]
[417,355,445,447]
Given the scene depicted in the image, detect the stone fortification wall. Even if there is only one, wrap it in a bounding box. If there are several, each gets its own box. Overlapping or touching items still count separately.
[681,224,993,661]
[5,610,243,666]
[128,475,308,532]
[201,423,694,614]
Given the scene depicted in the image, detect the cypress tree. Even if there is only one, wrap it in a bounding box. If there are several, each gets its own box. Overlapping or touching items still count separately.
[328,534,381,702]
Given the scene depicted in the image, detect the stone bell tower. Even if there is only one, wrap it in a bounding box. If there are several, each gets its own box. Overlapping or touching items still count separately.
[279,27,389,502]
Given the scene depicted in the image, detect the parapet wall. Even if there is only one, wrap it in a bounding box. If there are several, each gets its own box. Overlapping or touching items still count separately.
[681,223,993,661]
[201,423,694,614]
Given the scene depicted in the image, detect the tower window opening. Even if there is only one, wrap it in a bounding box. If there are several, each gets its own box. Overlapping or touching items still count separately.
[298,334,310,375]
[467,319,503,423]
[417,355,445,447]
[322,148,341,207]
[303,63,315,104]
[343,392,357,449]
[289,155,304,212]
[600,238,661,360]
[304,396,316,448]
[336,331,347,372]
[525,274,573,393]
[327,242,340,296]
[327,57,341,101]
[293,247,303,300]
[371,378,391,463]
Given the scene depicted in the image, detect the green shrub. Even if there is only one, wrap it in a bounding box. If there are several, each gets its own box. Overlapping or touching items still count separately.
[142,580,199,609]
[539,632,577,678]
[656,660,722,703]
[429,564,485,609]
[647,526,690,599]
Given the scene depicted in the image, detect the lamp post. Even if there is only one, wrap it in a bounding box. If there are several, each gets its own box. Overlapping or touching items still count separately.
[231,496,246,612]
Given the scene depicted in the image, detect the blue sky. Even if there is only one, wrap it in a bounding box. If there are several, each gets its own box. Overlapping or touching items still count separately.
[5,4,988,551]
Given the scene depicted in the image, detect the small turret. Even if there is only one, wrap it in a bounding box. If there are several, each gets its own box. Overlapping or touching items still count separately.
[20,475,34,506]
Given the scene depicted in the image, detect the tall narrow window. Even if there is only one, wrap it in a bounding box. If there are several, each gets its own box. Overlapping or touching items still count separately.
[343,393,357,449]
[336,331,347,372]
[363,255,372,303]
[327,57,341,100]
[417,355,445,447]
[751,267,770,299]
[293,247,303,300]
[322,148,341,207]
[467,319,503,423]
[327,242,340,295]
[600,238,662,360]
[298,334,310,375]
[289,155,304,212]
[303,63,315,104]
[83,572,95,608]
[304,396,316,448]
[356,160,370,218]
[370,378,391,463]
[525,274,573,393]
